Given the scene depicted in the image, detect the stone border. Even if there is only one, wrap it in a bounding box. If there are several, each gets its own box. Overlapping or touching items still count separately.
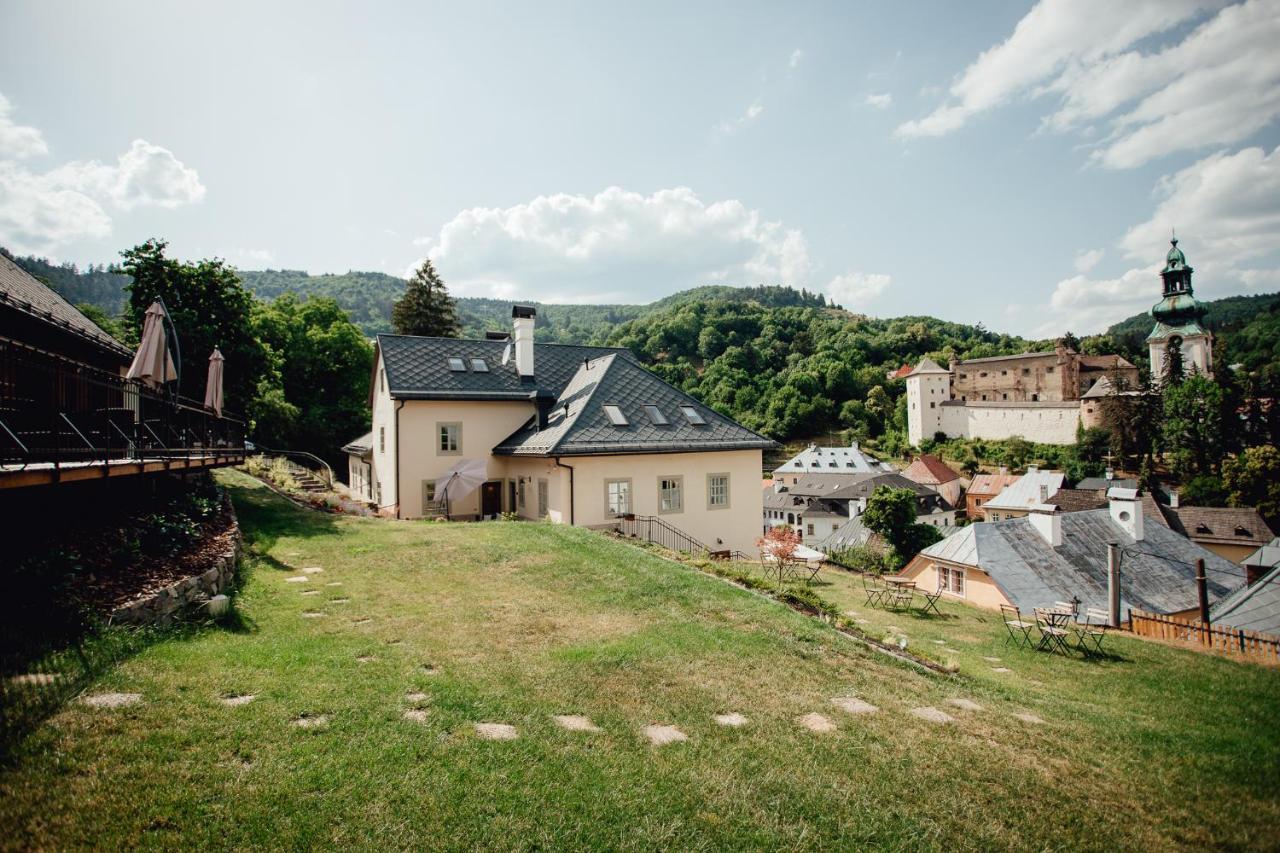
[108,491,243,627]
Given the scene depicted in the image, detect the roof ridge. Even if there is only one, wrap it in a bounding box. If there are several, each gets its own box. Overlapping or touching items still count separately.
[376,331,629,352]
[541,352,618,455]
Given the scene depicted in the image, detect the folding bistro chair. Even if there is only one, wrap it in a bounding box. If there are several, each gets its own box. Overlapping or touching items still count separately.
[916,583,944,616]
[1000,604,1036,649]
[862,574,887,608]
[1072,607,1110,656]
[886,581,915,610]
[1033,608,1072,654]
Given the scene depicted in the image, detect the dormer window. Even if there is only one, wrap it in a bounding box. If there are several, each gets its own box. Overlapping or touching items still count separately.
[1195,523,1212,534]
[447,357,466,372]
[679,405,706,425]
[603,405,629,426]
[470,358,489,372]
[643,405,668,425]
[1234,526,1252,537]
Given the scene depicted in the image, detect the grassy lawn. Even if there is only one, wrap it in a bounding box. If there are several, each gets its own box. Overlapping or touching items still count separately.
[2,469,1278,850]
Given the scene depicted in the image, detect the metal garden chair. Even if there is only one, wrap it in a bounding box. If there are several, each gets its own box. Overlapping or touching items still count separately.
[862,574,887,608]
[885,581,915,611]
[1000,604,1036,648]
[916,583,944,617]
[1072,607,1110,656]
[1033,608,1072,654]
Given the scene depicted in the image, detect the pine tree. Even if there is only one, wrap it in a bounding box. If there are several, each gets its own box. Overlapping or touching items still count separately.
[391,260,460,337]
[1162,337,1185,387]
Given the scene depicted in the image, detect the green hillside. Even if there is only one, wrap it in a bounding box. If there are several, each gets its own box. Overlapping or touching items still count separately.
[1105,292,1280,360]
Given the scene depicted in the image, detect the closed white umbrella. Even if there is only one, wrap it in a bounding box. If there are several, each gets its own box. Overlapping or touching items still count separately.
[438,458,489,516]
[203,348,224,417]
[126,302,177,389]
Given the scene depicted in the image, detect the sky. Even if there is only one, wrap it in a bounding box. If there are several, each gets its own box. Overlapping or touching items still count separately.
[1,0,1278,337]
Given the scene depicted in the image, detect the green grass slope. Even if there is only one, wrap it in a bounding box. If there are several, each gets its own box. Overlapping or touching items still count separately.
[1,469,1277,849]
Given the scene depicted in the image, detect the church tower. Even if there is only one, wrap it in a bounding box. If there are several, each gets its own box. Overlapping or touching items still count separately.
[1148,236,1213,384]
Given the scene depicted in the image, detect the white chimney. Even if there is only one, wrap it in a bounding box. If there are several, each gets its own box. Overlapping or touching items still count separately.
[1028,507,1062,547]
[1039,484,1049,503]
[1107,487,1144,541]
[512,305,536,378]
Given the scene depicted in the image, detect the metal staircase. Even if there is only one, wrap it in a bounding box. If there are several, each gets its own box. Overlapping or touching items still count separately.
[615,515,748,560]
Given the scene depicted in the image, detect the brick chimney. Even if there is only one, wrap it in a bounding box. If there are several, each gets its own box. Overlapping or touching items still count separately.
[512,305,536,378]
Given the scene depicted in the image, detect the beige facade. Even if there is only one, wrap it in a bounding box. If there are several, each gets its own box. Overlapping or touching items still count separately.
[899,556,1010,610]
[953,351,1071,403]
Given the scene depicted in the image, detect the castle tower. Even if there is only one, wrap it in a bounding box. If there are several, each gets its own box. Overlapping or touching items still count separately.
[905,358,952,446]
[1148,236,1213,383]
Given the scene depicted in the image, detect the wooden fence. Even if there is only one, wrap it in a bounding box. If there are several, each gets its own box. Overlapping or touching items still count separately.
[1129,609,1280,664]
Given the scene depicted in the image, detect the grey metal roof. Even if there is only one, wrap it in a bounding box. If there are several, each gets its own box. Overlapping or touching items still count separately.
[905,357,949,377]
[377,334,624,401]
[786,472,883,497]
[825,472,937,501]
[983,469,1065,511]
[342,431,373,455]
[773,442,893,474]
[1243,537,1280,569]
[1076,477,1138,492]
[492,352,775,457]
[0,253,132,358]
[918,509,1239,615]
[1210,565,1280,635]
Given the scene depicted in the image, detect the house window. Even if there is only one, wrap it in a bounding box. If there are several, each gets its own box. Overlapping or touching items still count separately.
[929,402,935,409]
[605,479,632,516]
[806,523,815,536]
[447,357,466,371]
[1001,370,1007,376]
[1031,394,1039,401]
[380,370,385,392]
[1002,393,1008,400]
[707,474,730,509]
[1022,368,1030,375]
[537,479,549,518]
[643,405,668,425]
[659,476,683,513]
[422,480,436,507]
[938,565,965,596]
[470,358,489,372]
[517,479,527,510]
[679,405,706,425]
[438,423,461,454]
[980,372,988,378]
[1046,367,1055,373]
[603,405,629,426]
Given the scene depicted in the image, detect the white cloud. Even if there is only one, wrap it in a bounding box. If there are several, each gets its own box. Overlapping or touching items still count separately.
[227,248,275,266]
[416,186,812,303]
[865,93,893,110]
[0,93,205,255]
[1074,247,1104,273]
[0,93,47,159]
[789,49,804,69]
[716,99,765,135]
[896,0,1280,169]
[1038,266,1157,337]
[824,271,892,309]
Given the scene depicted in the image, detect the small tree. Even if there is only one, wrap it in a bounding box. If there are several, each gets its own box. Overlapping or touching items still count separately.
[1162,375,1225,478]
[392,259,460,337]
[756,526,802,570]
[1223,444,1280,527]
[862,486,944,569]
[1162,337,1185,387]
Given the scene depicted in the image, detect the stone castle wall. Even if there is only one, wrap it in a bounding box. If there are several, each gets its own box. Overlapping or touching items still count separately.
[938,401,1081,444]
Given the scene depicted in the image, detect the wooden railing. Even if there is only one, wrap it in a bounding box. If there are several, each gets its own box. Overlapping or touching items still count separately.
[1129,608,1280,664]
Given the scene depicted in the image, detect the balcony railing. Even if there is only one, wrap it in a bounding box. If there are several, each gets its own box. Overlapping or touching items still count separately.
[0,337,246,472]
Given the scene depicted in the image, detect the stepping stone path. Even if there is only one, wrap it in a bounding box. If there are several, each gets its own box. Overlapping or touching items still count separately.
[356,655,376,663]
[329,598,351,604]
[292,713,328,729]
[285,576,309,583]
[405,692,428,702]
[353,618,372,625]
[301,611,325,619]
[943,648,960,654]
[9,673,60,686]
[475,723,519,740]
[403,709,429,724]
[947,698,982,712]
[713,712,749,727]
[830,697,878,715]
[992,667,1012,673]
[982,656,1001,662]
[325,582,343,587]
[554,715,601,732]
[1013,712,1045,725]
[220,694,255,707]
[932,640,946,645]
[300,590,320,596]
[910,706,955,724]
[82,692,142,708]
[798,713,836,733]
[642,724,687,745]
[302,567,324,574]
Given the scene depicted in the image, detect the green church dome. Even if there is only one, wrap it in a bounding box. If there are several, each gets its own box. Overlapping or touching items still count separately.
[1150,236,1205,335]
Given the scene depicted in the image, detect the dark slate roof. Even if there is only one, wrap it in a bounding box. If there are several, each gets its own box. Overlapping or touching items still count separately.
[0,253,132,358]
[917,509,1239,615]
[376,334,623,401]
[1211,566,1280,635]
[1047,488,1109,513]
[1076,477,1138,492]
[826,472,936,501]
[493,352,775,457]
[786,472,881,497]
[1162,505,1276,548]
[342,431,373,455]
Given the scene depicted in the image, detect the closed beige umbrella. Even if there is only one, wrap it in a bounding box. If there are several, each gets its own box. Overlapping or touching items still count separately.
[126,302,177,389]
[204,348,224,417]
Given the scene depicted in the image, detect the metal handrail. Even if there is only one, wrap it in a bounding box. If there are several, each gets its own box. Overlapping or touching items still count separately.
[248,445,334,487]
[617,514,712,556]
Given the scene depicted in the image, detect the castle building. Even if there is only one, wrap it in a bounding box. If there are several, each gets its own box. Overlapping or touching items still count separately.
[905,238,1200,447]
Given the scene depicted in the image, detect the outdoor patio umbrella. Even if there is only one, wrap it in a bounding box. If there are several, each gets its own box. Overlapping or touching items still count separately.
[203,348,224,417]
[438,458,489,517]
[126,301,177,389]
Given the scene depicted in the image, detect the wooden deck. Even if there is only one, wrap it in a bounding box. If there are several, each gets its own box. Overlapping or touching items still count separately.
[0,451,246,490]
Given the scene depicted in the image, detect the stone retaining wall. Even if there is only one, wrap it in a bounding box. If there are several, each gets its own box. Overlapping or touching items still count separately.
[108,493,243,626]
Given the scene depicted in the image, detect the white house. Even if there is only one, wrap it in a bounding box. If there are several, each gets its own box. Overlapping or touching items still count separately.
[344,306,776,554]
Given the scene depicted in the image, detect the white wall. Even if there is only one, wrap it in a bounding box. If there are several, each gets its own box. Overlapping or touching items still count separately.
[369,357,397,511]
[1149,332,1213,384]
[938,402,1080,445]
[907,373,950,446]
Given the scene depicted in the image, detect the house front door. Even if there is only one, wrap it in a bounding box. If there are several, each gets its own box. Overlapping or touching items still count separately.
[482,481,502,518]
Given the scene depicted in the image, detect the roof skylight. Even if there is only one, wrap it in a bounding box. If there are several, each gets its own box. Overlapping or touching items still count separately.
[447,357,466,371]
[679,405,706,425]
[643,405,668,425]
[470,358,489,372]
[603,405,629,426]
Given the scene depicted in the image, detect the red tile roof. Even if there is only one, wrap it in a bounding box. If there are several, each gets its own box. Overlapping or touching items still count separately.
[903,454,961,485]
[968,472,1020,497]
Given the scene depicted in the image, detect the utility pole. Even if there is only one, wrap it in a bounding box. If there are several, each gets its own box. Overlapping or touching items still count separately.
[1196,558,1210,625]
[1107,542,1122,628]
